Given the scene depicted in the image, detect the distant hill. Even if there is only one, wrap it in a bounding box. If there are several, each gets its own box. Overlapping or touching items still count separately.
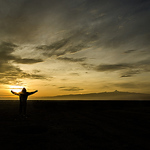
[42,91,150,100]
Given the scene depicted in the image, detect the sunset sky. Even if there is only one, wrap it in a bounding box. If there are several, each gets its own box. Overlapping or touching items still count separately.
[0,0,150,100]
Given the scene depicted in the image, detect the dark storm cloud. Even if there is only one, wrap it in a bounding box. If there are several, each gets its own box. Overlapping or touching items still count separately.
[59,86,84,91]
[57,57,86,62]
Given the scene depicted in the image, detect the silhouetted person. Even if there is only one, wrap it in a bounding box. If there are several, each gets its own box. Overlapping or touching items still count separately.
[11,88,38,116]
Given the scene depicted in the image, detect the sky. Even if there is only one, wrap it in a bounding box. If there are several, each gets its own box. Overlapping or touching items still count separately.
[0,0,150,99]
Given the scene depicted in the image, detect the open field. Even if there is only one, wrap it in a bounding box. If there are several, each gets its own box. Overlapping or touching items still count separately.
[0,100,150,150]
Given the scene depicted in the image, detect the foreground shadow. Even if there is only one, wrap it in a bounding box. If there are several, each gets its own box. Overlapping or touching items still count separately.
[13,125,48,134]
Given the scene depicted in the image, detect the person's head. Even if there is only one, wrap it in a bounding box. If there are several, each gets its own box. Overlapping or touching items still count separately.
[22,88,26,93]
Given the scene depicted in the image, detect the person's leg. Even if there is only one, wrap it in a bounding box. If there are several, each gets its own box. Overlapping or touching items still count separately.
[19,101,23,115]
[23,100,27,116]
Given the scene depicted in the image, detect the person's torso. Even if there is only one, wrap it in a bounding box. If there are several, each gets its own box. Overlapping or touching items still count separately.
[19,92,29,101]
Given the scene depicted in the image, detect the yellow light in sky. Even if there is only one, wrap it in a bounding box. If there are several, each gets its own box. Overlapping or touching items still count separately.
[10,86,24,93]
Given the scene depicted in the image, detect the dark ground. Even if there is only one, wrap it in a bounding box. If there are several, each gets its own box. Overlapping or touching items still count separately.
[0,100,150,150]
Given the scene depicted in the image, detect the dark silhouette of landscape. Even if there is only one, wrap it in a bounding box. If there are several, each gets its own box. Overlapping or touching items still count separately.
[0,100,150,150]
[42,91,150,100]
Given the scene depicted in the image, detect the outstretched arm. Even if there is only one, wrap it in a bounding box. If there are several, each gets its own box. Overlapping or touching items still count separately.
[11,90,19,95]
[28,90,38,96]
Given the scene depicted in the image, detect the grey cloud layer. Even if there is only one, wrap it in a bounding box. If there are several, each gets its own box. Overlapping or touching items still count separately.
[0,0,150,84]
[1,0,149,49]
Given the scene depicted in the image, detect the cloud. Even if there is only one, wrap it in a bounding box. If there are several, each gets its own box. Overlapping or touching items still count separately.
[1,0,149,69]
[66,44,87,54]
[36,38,69,57]
[96,64,131,72]
[0,0,149,50]
[121,70,140,78]
[0,66,46,85]
[82,58,150,77]
[120,59,150,77]
[59,86,84,91]
[36,31,90,57]
[0,0,150,84]
[121,75,134,78]
[0,42,45,84]
[81,0,150,51]
[0,0,97,43]
[96,62,150,77]
[57,57,86,62]
[124,50,136,54]
[13,58,43,64]
[0,42,19,73]
[37,38,69,51]
[0,42,43,65]
[0,42,18,61]
[18,72,45,79]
